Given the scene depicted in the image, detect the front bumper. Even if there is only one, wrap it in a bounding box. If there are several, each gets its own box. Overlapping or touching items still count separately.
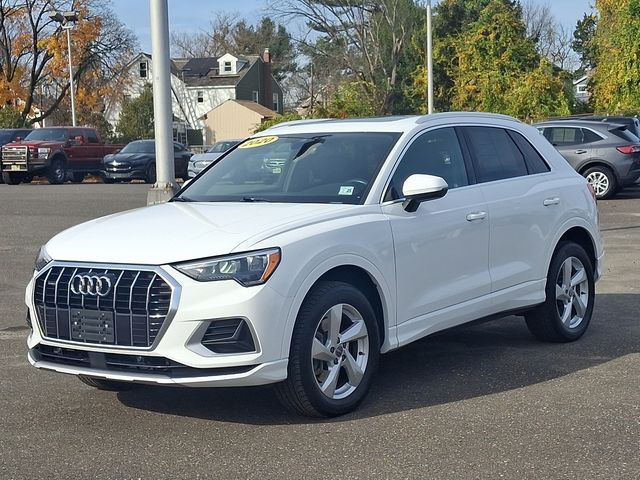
[101,169,146,181]
[26,262,291,387]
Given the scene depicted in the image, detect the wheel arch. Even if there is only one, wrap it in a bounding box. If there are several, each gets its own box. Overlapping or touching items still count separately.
[577,160,620,181]
[551,225,598,272]
[280,257,396,359]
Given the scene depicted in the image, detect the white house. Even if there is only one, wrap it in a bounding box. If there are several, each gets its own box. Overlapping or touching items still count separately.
[573,75,590,104]
[105,49,284,145]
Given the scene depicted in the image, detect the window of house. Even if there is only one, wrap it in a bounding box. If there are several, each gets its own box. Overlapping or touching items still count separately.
[224,61,232,73]
[139,62,147,78]
[252,91,259,103]
[577,84,587,93]
[197,90,204,103]
[463,127,528,183]
[273,93,279,112]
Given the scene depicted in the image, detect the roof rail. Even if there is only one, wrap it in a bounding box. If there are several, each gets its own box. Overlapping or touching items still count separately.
[263,118,333,130]
[416,111,520,124]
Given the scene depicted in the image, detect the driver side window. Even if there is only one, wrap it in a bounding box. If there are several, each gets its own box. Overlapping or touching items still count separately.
[385,127,468,201]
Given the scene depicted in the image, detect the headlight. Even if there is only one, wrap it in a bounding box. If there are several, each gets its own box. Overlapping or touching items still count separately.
[34,245,52,272]
[173,248,281,286]
[37,147,50,158]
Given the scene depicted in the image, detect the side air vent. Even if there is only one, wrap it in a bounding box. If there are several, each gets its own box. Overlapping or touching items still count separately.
[201,318,256,354]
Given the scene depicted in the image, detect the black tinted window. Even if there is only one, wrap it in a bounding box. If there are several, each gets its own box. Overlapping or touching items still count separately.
[85,129,99,144]
[464,127,528,182]
[507,131,550,174]
[386,127,468,200]
[581,129,602,144]
[546,127,583,145]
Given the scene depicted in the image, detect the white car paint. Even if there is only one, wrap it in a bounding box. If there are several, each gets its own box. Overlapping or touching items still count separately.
[26,112,604,391]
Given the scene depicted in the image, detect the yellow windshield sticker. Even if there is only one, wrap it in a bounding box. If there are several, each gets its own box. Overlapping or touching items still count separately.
[239,136,279,149]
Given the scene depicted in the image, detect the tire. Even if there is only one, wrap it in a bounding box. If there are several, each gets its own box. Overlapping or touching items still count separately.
[275,280,380,417]
[525,242,595,342]
[145,163,156,184]
[102,177,115,184]
[584,165,617,199]
[78,375,138,391]
[48,158,66,185]
[1,172,24,185]
[70,172,85,183]
[22,174,33,183]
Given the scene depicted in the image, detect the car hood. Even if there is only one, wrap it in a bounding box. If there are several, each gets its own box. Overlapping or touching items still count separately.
[45,202,356,265]
[190,152,223,163]
[3,140,64,148]
[104,153,152,164]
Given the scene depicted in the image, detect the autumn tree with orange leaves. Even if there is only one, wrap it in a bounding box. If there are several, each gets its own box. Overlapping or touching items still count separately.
[0,0,136,129]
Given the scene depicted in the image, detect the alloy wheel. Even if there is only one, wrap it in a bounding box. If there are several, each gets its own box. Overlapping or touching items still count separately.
[555,256,590,329]
[311,303,370,400]
[585,171,609,197]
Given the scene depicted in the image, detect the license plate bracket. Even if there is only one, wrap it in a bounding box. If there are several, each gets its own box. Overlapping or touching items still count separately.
[70,309,115,343]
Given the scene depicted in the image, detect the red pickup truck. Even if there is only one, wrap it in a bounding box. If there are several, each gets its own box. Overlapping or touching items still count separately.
[1,127,123,185]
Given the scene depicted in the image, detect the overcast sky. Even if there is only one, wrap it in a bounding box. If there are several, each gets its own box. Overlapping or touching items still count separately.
[110,0,595,54]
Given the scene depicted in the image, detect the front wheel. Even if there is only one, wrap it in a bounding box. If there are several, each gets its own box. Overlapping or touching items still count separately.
[1,172,24,185]
[275,281,380,417]
[525,242,595,342]
[584,166,617,199]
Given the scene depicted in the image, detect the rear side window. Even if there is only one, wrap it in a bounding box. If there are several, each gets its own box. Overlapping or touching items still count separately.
[84,129,99,144]
[463,127,528,183]
[581,129,602,144]
[507,131,550,174]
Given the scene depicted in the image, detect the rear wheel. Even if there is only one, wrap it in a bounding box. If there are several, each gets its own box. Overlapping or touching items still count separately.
[78,375,138,391]
[1,172,24,185]
[22,174,33,183]
[525,242,595,342]
[48,158,66,185]
[275,281,380,417]
[584,166,616,199]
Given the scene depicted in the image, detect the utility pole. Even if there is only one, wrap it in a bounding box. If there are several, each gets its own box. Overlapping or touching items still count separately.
[49,11,78,126]
[147,0,178,205]
[426,0,434,115]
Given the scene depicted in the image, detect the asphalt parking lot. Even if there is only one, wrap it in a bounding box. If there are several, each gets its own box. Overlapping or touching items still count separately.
[1,183,638,479]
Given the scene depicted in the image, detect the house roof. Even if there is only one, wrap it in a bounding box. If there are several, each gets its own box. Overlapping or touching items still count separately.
[234,100,276,117]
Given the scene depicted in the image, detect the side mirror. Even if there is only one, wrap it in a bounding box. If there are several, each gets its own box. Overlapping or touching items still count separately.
[402,174,448,212]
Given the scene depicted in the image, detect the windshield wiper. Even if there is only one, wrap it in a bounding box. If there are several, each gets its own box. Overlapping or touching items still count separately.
[242,196,272,202]
[171,196,195,202]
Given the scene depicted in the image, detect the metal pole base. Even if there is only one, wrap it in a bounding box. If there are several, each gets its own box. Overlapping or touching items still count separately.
[147,182,179,205]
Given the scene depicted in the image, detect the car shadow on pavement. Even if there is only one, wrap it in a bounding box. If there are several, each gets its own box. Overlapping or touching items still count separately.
[116,293,639,424]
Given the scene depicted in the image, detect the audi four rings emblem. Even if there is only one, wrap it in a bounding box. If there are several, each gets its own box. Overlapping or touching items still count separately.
[70,274,112,297]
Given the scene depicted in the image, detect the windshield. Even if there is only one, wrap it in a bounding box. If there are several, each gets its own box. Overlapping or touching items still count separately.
[177,132,401,205]
[25,129,69,141]
[207,140,240,153]
[121,141,155,154]
[0,131,14,143]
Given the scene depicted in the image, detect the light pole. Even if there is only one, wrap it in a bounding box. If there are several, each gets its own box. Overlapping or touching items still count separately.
[426,0,434,114]
[49,11,78,126]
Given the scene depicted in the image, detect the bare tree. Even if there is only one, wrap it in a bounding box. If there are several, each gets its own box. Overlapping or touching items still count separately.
[271,0,417,114]
[170,12,236,58]
[521,0,578,71]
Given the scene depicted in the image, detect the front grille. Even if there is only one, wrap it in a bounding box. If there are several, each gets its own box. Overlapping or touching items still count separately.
[33,265,174,348]
[31,344,254,377]
[2,146,28,167]
[105,164,131,172]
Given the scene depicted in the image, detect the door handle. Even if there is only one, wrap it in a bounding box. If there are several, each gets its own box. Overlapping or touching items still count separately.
[543,197,560,206]
[466,211,487,222]
[574,149,588,154]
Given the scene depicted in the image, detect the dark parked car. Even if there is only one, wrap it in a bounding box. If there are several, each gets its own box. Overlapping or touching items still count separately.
[554,115,640,138]
[102,140,192,183]
[535,120,640,199]
[0,128,33,183]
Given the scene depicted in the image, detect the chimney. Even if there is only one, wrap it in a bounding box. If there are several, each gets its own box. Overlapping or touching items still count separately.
[262,48,273,111]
